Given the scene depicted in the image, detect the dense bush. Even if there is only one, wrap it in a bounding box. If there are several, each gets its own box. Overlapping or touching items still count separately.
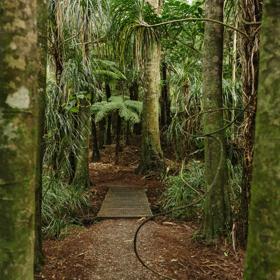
[42,174,90,238]
[162,160,205,219]
[162,159,243,221]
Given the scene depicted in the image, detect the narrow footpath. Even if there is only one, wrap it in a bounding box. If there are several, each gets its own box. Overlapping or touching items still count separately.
[36,145,244,280]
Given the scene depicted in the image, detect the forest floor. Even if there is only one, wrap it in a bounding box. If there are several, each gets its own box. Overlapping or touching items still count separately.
[36,144,244,280]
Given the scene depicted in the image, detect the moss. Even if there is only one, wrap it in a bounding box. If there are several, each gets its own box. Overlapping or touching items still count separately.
[244,1,280,279]
[137,32,164,173]
[0,0,44,278]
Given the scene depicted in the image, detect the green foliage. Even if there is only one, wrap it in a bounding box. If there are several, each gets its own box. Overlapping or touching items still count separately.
[162,160,205,219]
[91,95,143,123]
[42,174,90,238]
[227,159,243,217]
[44,81,85,179]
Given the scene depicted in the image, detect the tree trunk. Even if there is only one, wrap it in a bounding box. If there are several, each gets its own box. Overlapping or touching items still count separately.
[129,81,141,135]
[105,82,112,145]
[98,119,106,149]
[129,81,139,101]
[0,0,44,278]
[115,115,122,164]
[73,11,90,188]
[238,0,262,247]
[160,61,171,129]
[245,2,280,278]
[137,0,164,174]
[72,106,90,188]
[92,120,100,162]
[35,0,48,271]
[201,0,231,241]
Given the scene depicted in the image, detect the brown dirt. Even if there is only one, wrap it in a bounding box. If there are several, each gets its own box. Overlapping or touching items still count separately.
[36,144,244,280]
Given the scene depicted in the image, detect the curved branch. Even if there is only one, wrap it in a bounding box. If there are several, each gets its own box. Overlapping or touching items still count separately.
[138,18,251,39]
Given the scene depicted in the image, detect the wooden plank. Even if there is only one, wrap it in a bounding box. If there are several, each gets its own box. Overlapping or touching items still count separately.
[97,187,152,218]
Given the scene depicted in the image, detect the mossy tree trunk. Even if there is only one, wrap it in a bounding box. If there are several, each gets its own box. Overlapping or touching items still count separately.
[244,1,280,278]
[0,0,45,278]
[201,0,231,241]
[137,0,164,174]
[73,11,90,188]
[73,104,90,188]
[238,0,262,247]
[35,0,48,271]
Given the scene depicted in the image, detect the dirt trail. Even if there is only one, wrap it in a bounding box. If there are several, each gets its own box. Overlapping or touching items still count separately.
[37,145,244,280]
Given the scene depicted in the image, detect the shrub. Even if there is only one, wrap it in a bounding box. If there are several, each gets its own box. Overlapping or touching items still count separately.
[42,174,90,238]
[162,160,205,219]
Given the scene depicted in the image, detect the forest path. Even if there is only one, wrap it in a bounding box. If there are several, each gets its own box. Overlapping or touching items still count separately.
[97,186,152,218]
[37,145,244,280]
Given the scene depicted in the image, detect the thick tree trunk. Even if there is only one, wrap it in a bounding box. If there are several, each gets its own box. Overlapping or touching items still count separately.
[35,0,48,271]
[245,2,280,278]
[238,0,262,247]
[73,105,90,188]
[0,0,44,278]
[137,0,164,174]
[73,12,90,188]
[201,0,231,241]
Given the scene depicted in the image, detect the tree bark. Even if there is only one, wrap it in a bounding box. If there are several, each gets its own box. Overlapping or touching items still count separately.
[244,1,280,278]
[129,81,141,135]
[201,0,231,241]
[238,0,262,247]
[35,0,48,271]
[0,0,44,278]
[92,120,100,162]
[137,0,164,174]
[160,61,171,128]
[73,10,91,188]
[105,82,112,145]
[115,115,122,164]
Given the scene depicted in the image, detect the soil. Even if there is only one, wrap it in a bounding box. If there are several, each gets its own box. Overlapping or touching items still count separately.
[36,144,244,280]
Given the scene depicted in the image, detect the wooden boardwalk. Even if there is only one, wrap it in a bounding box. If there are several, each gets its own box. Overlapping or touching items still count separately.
[97,186,152,218]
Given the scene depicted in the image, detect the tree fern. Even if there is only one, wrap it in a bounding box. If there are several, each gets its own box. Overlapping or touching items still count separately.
[91,95,142,124]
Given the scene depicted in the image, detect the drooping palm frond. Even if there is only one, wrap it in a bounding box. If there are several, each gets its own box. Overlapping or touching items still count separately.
[109,0,161,67]
[43,81,85,178]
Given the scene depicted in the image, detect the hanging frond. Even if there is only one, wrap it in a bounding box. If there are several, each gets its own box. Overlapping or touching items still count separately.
[91,95,142,124]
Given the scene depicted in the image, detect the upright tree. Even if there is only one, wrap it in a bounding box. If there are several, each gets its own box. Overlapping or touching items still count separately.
[201,0,231,240]
[35,0,48,271]
[137,0,164,173]
[238,0,263,246]
[245,1,280,278]
[72,5,91,188]
[0,0,45,278]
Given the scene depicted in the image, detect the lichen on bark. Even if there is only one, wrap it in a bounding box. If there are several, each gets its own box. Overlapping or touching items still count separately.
[244,1,280,279]
[137,1,164,174]
[0,0,43,278]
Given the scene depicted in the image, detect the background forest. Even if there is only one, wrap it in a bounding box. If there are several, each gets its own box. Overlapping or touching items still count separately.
[0,0,279,279]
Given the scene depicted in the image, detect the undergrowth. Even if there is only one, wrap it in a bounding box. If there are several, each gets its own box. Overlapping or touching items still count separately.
[162,160,205,219]
[162,159,243,223]
[42,174,90,239]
